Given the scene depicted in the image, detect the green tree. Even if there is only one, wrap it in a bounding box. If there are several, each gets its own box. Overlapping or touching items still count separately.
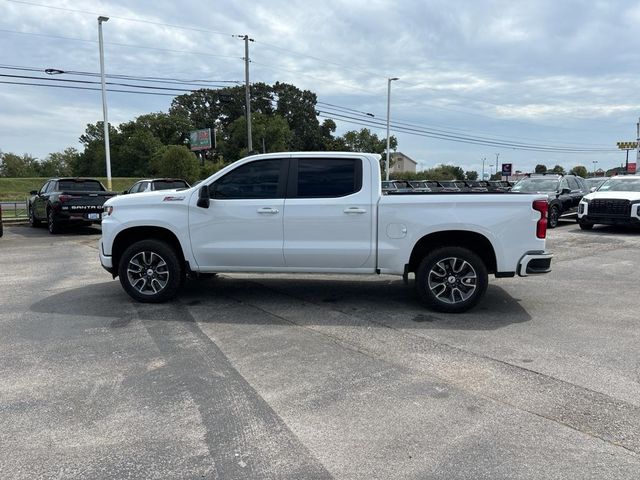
[534,164,547,174]
[273,82,322,150]
[550,164,565,174]
[0,152,40,177]
[223,113,293,159]
[465,170,479,181]
[151,145,200,183]
[569,165,587,177]
[39,147,80,177]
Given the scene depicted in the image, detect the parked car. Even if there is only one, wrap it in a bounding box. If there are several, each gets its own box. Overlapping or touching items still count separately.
[407,181,432,192]
[381,180,413,194]
[123,178,190,194]
[510,174,589,228]
[463,180,488,192]
[487,180,511,192]
[583,177,609,192]
[28,178,116,234]
[99,152,552,313]
[437,180,466,192]
[577,176,640,229]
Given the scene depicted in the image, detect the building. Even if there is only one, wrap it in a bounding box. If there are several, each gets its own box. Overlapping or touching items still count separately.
[389,152,418,174]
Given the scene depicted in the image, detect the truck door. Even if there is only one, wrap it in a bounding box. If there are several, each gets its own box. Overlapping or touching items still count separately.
[283,156,374,269]
[189,158,288,268]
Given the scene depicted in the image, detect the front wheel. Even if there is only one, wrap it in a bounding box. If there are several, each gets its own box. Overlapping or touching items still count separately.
[29,205,41,227]
[579,220,594,230]
[415,247,488,313]
[118,240,182,303]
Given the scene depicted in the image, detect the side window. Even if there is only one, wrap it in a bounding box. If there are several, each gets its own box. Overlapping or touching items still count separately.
[210,159,285,199]
[560,178,569,191]
[45,181,56,193]
[294,158,362,198]
[567,177,579,190]
[141,182,151,192]
[129,182,141,193]
[39,181,50,194]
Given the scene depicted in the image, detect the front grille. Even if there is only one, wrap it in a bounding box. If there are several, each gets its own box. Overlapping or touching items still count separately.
[589,199,630,217]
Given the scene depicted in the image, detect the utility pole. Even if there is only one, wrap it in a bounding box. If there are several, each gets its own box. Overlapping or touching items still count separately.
[237,35,254,153]
[481,156,486,180]
[495,153,500,179]
[385,77,399,181]
[97,16,111,190]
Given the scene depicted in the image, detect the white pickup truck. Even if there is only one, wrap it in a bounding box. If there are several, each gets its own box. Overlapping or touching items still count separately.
[99,152,552,313]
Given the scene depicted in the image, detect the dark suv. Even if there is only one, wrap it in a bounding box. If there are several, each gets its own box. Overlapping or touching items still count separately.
[511,174,589,228]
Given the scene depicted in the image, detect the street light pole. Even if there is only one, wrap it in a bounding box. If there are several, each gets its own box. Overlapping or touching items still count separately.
[385,77,399,181]
[592,160,598,176]
[495,153,500,179]
[481,156,486,180]
[97,16,111,190]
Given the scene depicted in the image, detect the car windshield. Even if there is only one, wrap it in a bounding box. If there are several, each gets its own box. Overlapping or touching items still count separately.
[58,180,105,191]
[409,181,425,188]
[598,178,640,192]
[511,178,559,192]
[154,180,189,190]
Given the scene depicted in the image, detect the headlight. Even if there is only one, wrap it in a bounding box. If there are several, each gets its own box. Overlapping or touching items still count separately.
[103,206,114,216]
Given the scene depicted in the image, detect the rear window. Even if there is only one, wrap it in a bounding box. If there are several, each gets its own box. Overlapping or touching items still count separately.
[58,180,105,191]
[153,180,189,190]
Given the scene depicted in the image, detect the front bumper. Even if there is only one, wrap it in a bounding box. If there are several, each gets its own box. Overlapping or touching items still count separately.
[98,238,114,274]
[517,251,553,277]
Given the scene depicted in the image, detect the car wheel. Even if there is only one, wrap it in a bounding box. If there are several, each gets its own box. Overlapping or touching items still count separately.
[29,205,41,227]
[548,206,560,228]
[415,247,488,313]
[118,239,182,303]
[579,220,594,230]
[47,208,61,234]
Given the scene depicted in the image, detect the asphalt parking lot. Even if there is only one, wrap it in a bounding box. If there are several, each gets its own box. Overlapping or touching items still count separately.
[1,220,639,479]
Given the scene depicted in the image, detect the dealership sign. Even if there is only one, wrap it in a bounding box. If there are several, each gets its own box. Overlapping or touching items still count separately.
[190,128,212,151]
[617,141,638,150]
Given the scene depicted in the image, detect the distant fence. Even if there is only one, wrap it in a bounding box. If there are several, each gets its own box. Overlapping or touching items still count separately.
[0,200,28,219]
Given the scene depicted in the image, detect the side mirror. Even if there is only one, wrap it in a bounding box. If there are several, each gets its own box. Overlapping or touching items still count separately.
[561,188,571,195]
[122,190,128,195]
[30,190,38,195]
[590,186,597,193]
[197,185,210,208]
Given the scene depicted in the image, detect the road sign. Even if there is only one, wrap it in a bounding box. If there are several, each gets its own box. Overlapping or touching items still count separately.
[617,141,638,150]
[501,163,512,176]
[190,128,212,151]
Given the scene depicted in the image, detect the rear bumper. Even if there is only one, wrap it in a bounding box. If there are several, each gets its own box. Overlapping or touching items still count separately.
[517,251,552,277]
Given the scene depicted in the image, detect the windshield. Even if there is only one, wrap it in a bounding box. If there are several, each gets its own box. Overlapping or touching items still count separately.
[511,178,559,192]
[598,178,640,192]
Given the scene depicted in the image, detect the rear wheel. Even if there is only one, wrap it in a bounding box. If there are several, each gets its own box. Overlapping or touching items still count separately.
[548,205,560,229]
[118,239,182,303]
[47,208,61,234]
[415,247,488,313]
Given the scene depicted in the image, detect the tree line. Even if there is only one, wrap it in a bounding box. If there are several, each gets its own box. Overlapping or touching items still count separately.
[0,82,397,183]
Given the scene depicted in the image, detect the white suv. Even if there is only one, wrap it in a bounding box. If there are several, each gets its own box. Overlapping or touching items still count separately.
[577,176,640,230]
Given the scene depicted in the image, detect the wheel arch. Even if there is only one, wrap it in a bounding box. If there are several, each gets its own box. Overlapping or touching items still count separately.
[408,230,497,275]
[112,226,186,278]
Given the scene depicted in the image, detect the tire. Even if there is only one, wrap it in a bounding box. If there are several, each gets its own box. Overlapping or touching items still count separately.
[579,220,594,230]
[118,239,182,303]
[47,208,61,234]
[415,247,488,314]
[548,205,560,229]
[28,205,41,227]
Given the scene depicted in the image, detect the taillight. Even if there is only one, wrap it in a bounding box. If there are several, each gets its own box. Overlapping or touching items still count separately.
[58,194,80,203]
[533,200,548,239]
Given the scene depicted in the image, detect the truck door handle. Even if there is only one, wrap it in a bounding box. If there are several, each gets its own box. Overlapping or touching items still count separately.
[344,207,367,214]
[257,207,279,214]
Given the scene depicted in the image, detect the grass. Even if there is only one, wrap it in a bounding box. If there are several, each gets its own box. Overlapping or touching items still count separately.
[0,177,142,201]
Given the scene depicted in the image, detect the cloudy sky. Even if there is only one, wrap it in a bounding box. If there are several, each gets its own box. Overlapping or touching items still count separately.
[1,0,639,175]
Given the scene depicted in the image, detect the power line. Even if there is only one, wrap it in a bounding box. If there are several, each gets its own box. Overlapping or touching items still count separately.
[0,28,241,60]
[0,80,181,96]
[4,0,234,37]
[317,109,618,153]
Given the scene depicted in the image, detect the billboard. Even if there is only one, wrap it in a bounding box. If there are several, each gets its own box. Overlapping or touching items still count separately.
[190,128,212,151]
[501,163,512,176]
